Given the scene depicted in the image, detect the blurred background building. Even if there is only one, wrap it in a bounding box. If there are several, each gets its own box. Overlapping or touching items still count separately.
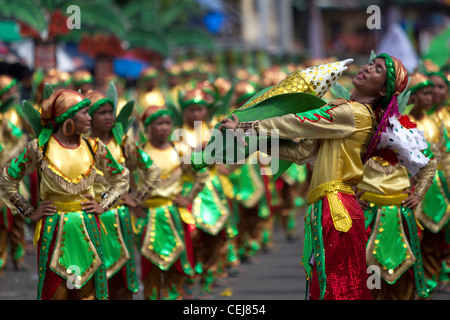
[0,0,448,83]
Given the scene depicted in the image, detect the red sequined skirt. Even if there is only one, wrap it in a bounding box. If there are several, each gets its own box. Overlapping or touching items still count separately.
[309,193,373,300]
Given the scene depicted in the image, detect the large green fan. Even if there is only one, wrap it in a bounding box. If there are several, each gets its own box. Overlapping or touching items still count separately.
[191,91,327,180]
[190,58,354,179]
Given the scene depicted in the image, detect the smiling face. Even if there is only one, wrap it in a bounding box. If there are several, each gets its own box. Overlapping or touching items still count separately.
[91,103,115,134]
[352,58,388,100]
[72,106,92,134]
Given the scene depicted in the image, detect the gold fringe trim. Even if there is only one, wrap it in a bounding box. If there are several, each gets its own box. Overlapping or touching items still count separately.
[158,167,182,189]
[39,158,97,194]
[366,157,398,174]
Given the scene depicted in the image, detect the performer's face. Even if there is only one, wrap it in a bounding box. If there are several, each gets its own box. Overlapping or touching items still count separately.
[429,75,448,105]
[183,104,207,127]
[148,115,172,143]
[72,107,92,134]
[352,58,388,99]
[410,86,434,112]
[91,104,115,133]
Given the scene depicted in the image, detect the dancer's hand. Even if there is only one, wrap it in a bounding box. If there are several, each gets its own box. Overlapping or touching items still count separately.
[31,201,57,222]
[218,115,248,147]
[218,114,240,131]
[121,193,138,208]
[402,191,421,209]
[82,194,105,215]
[173,194,190,207]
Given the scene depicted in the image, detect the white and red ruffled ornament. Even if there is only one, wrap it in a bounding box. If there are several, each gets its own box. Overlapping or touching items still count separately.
[378,114,429,175]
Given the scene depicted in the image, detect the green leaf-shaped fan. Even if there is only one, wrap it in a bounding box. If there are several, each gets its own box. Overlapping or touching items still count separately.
[21,100,42,137]
[190,59,354,179]
[43,83,54,100]
[398,77,412,115]
[116,100,135,132]
[331,82,351,100]
[106,81,118,116]
[191,91,327,180]
[0,97,16,114]
[21,82,55,138]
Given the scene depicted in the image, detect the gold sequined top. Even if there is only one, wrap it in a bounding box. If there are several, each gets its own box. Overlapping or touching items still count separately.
[416,113,442,146]
[143,142,182,199]
[0,136,130,215]
[256,100,376,191]
[358,157,410,195]
[434,107,450,134]
[143,141,208,202]
[358,155,437,200]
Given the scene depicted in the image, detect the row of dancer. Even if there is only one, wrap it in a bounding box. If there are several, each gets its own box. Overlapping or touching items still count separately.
[0,61,308,300]
[2,52,447,300]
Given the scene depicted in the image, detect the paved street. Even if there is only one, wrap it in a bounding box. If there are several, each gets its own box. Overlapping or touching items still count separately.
[1,210,449,301]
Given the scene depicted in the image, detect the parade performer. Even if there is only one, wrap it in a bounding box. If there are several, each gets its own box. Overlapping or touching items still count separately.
[174,84,231,298]
[355,75,435,299]
[216,55,412,300]
[0,88,129,300]
[0,75,29,273]
[86,87,160,299]
[427,70,450,289]
[71,69,94,94]
[408,73,450,295]
[136,67,165,113]
[134,105,207,300]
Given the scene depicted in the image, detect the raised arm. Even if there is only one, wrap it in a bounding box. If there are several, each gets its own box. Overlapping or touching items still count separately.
[235,102,357,141]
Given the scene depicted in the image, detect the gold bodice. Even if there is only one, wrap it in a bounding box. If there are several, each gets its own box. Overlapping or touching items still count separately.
[46,135,94,180]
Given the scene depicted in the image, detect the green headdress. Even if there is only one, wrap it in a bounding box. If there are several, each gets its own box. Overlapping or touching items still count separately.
[87,82,136,145]
[22,84,91,146]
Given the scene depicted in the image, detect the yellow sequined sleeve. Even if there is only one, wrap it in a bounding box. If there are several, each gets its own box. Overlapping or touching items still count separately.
[276,138,320,165]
